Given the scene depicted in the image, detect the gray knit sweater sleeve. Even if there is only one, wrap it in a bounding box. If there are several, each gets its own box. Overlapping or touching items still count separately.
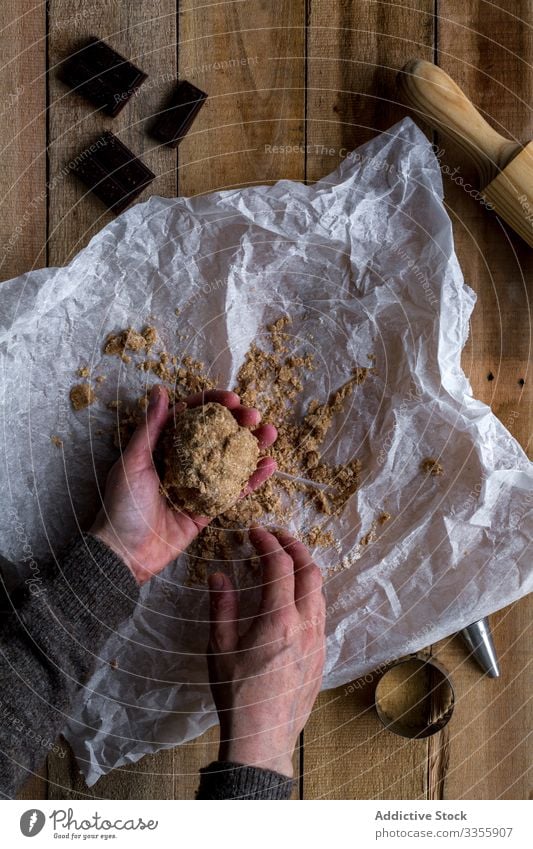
[197,761,294,799]
[0,534,139,799]
[0,534,294,801]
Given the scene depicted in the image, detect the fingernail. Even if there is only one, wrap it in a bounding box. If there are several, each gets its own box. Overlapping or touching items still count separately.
[148,385,161,410]
[209,573,225,591]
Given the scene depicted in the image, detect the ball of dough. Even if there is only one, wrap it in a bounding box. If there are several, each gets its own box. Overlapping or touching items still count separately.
[162,401,259,517]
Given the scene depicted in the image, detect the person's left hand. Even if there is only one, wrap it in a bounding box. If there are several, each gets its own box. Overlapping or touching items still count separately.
[91,385,277,585]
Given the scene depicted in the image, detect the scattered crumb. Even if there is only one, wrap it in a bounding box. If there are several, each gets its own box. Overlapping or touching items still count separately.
[109,659,118,670]
[304,526,335,548]
[50,435,63,448]
[70,383,96,411]
[142,326,157,350]
[95,375,106,384]
[186,318,368,584]
[360,524,378,546]
[76,366,90,378]
[174,308,180,316]
[76,316,370,585]
[357,511,392,549]
[421,457,444,477]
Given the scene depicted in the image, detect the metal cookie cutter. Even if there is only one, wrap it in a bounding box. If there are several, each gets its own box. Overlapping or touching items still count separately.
[374,655,455,739]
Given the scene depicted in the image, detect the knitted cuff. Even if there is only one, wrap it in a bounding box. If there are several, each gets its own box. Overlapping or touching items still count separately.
[20,533,140,648]
[197,761,294,800]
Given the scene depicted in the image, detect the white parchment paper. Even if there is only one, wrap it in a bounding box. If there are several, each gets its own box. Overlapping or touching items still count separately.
[0,118,531,785]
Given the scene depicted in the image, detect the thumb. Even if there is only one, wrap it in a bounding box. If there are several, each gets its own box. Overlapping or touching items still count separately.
[208,572,239,653]
[123,384,171,466]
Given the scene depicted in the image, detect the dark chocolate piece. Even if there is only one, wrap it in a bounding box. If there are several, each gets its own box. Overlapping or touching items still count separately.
[60,37,147,117]
[151,80,207,148]
[72,132,155,214]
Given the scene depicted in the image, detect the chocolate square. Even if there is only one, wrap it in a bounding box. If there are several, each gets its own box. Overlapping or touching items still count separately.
[151,80,207,148]
[72,132,155,214]
[60,37,148,117]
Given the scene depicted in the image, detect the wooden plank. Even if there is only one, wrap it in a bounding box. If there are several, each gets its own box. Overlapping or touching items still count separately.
[434,0,533,801]
[305,0,435,184]
[44,0,181,798]
[178,0,307,196]
[45,0,306,799]
[303,679,427,799]
[0,0,47,282]
[432,598,532,800]
[302,0,435,800]
[177,0,307,798]
[0,0,48,800]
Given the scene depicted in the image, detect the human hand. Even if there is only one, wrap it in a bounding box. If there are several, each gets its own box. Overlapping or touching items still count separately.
[91,386,277,585]
[207,528,326,778]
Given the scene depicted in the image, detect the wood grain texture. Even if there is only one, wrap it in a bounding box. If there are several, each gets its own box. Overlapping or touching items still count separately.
[178,0,306,194]
[305,0,435,183]
[433,0,532,801]
[302,0,435,800]
[45,735,222,799]
[302,679,428,799]
[0,0,46,282]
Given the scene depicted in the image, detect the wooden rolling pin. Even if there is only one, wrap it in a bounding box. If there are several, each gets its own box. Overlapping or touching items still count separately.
[398,59,533,247]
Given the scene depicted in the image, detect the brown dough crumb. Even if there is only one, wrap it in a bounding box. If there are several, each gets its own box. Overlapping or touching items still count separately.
[304,526,335,548]
[359,512,392,547]
[162,402,259,517]
[95,375,106,384]
[142,326,157,350]
[88,316,368,585]
[76,366,90,378]
[50,435,63,448]
[421,457,444,477]
[70,383,96,411]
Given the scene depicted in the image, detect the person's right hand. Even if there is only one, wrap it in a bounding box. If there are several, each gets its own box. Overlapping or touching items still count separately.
[207,528,326,778]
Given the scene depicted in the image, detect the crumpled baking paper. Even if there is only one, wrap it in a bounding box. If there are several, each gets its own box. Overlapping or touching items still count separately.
[0,118,531,785]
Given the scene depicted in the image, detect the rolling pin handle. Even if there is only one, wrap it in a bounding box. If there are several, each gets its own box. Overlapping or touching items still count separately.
[398,59,522,186]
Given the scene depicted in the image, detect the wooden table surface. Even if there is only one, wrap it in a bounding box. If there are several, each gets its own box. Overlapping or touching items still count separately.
[2,1,531,800]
